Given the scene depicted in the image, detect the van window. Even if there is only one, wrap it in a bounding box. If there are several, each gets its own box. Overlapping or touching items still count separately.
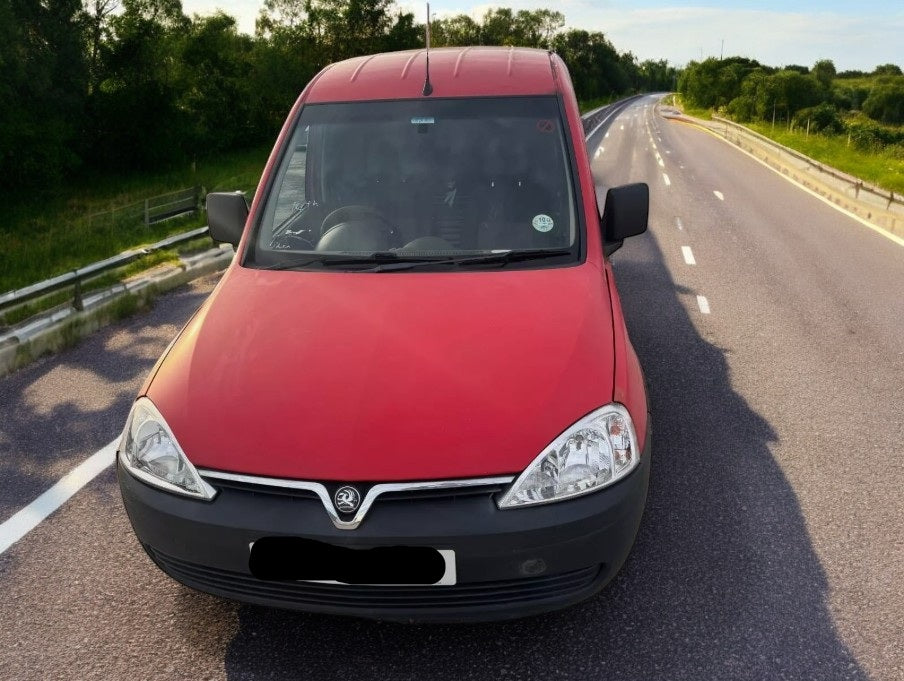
[249,96,581,270]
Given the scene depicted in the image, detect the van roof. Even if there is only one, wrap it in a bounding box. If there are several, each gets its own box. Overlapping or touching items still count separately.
[305,46,559,103]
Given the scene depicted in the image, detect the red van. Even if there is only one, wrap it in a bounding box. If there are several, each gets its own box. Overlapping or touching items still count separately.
[117,46,651,621]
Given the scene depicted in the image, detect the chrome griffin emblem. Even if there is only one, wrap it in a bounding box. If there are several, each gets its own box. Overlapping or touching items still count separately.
[333,486,361,514]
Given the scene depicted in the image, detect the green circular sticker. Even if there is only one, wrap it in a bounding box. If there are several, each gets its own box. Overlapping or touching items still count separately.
[532,214,554,232]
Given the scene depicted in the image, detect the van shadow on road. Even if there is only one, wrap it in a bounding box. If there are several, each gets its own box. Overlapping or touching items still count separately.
[206,231,867,680]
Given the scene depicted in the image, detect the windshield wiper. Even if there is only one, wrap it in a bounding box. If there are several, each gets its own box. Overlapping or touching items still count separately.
[258,251,416,272]
[451,248,574,267]
[257,248,574,272]
[352,249,574,271]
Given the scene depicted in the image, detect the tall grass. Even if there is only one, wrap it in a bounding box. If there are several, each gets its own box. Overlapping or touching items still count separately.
[1,145,271,293]
[746,123,904,194]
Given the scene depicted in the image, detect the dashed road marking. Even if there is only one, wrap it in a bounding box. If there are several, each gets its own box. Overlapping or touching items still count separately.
[676,217,684,230]
[697,295,711,314]
[682,246,696,265]
[0,439,118,555]
[663,173,671,186]
[714,190,724,201]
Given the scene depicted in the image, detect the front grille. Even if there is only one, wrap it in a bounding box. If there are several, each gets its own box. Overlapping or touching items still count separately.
[202,474,508,506]
[148,548,601,610]
[205,477,320,500]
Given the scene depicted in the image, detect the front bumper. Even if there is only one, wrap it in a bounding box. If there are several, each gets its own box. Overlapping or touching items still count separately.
[118,428,651,622]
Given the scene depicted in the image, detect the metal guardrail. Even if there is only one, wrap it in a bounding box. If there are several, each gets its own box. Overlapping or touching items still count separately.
[581,95,645,138]
[711,116,902,211]
[0,227,210,316]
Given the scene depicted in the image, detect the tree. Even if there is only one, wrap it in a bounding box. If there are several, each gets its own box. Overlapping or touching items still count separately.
[479,7,516,45]
[0,0,88,191]
[872,64,903,77]
[90,0,191,168]
[513,9,563,48]
[812,59,836,90]
[84,0,119,94]
[180,13,256,151]
[432,14,480,46]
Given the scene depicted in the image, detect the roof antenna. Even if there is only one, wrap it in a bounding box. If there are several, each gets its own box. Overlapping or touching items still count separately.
[422,2,433,96]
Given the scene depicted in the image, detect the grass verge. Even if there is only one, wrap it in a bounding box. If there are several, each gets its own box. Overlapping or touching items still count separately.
[0,236,216,328]
[1,144,270,294]
[745,123,904,194]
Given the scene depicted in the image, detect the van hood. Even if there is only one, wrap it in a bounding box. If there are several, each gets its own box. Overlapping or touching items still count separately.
[146,264,615,481]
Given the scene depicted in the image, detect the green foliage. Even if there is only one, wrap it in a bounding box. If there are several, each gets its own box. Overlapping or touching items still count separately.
[873,64,903,77]
[793,103,844,134]
[862,80,904,125]
[680,56,902,131]
[678,57,769,110]
[1,144,269,293]
[747,122,904,193]
[812,59,836,91]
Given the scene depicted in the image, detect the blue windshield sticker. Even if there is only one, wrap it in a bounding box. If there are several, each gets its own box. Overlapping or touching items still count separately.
[411,117,435,125]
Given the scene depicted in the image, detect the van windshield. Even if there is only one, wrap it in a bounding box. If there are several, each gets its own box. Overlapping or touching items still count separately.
[247,96,581,271]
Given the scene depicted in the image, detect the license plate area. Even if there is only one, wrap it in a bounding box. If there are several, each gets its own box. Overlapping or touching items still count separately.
[249,537,456,586]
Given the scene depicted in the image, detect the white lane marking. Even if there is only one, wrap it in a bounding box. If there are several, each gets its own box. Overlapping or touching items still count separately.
[665,150,671,154]
[605,132,610,138]
[657,156,665,167]
[714,190,724,201]
[697,295,711,314]
[663,173,671,186]
[676,217,684,230]
[682,246,697,265]
[691,122,904,249]
[595,148,601,158]
[0,439,118,556]
[620,125,624,130]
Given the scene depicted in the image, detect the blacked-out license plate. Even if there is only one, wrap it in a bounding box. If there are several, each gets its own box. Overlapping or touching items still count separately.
[249,537,456,585]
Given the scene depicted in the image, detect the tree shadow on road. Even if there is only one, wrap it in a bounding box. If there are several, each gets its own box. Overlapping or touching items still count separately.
[206,232,869,680]
[0,281,212,522]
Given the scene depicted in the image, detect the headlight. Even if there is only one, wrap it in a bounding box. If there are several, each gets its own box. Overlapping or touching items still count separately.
[118,397,216,500]
[498,404,639,508]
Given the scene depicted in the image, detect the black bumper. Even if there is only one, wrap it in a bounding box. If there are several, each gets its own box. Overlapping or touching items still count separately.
[118,430,651,622]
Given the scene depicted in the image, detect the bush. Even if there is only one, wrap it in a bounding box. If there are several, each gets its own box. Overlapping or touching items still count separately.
[862,82,904,124]
[727,95,756,121]
[793,104,844,134]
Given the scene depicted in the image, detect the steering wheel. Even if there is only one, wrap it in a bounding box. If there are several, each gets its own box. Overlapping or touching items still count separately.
[276,232,315,250]
[320,205,399,244]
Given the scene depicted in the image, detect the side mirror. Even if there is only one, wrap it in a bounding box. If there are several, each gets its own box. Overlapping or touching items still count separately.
[207,191,249,247]
[601,183,649,256]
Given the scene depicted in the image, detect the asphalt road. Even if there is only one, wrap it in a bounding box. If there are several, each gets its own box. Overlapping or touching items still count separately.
[1,95,902,680]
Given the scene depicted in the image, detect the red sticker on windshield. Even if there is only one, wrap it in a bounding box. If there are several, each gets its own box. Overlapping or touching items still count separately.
[536,119,554,133]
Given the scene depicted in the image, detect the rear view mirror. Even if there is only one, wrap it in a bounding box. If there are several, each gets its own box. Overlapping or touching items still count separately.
[207,192,249,247]
[601,183,649,256]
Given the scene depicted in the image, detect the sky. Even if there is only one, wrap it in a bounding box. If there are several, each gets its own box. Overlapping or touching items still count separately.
[180,0,904,71]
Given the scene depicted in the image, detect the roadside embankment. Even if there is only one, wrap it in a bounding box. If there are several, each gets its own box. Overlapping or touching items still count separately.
[662,106,904,240]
